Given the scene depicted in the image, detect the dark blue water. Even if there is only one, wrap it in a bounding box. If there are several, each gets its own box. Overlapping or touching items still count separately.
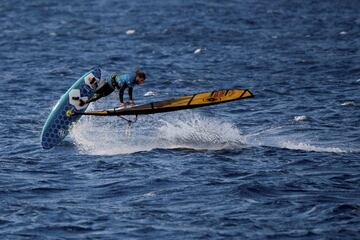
[1,0,360,239]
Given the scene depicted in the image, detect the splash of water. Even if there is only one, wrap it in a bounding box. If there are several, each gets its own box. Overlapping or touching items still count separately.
[69,110,353,155]
[157,113,244,150]
[69,112,245,155]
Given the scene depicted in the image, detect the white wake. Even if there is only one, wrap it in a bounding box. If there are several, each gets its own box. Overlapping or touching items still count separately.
[69,110,354,155]
[69,112,245,155]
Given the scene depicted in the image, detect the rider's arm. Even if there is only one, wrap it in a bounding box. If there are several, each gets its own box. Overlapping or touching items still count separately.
[85,93,102,104]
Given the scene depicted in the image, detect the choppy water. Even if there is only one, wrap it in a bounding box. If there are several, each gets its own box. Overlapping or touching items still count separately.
[1,0,360,239]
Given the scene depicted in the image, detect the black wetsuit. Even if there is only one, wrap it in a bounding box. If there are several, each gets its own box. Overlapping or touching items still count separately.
[119,82,133,103]
[85,75,134,104]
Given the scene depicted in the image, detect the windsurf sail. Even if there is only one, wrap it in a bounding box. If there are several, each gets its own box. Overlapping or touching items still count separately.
[72,89,253,116]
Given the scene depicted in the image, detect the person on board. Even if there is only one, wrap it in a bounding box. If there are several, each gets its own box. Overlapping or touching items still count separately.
[79,70,146,107]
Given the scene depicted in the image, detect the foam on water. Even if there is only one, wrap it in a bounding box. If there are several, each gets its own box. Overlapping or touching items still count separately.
[144,91,157,97]
[70,112,245,155]
[244,127,352,153]
[126,29,136,35]
[341,101,356,106]
[194,48,206,54]
[278,141,348,153]
[70,111,352,155]
[294,115,307,121]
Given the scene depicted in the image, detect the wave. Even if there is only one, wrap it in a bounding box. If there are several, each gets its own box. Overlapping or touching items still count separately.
[341,101,356,106]
[294,115,307,121]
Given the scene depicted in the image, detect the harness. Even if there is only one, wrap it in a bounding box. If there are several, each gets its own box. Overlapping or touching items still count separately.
[111,75,120,89]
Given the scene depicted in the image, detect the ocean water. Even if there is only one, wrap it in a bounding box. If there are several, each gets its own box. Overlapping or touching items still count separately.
[1,0,360,239]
